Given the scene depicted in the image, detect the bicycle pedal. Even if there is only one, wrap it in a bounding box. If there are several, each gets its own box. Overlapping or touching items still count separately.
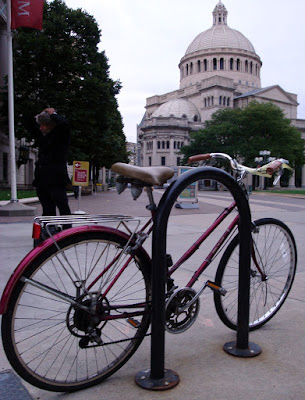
[126,317,140,328]
[206,281,227,296]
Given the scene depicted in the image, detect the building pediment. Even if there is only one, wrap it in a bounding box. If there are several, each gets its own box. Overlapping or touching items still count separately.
[235,85,298,106]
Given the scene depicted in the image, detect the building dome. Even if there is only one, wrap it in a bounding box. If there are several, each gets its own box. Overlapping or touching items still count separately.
[186,1,256,55]
[186,26,255,55]
[179,1,261,91]
[151,98,201,122]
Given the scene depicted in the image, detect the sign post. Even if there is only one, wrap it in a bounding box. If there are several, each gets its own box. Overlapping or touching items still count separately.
[72,161,89,214]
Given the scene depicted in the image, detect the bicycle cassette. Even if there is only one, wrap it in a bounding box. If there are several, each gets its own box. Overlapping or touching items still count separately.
[165,287,200,334]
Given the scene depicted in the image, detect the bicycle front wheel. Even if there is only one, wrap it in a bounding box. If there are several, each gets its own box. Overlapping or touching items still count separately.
[2,230,151,392]
[214,218,297,331]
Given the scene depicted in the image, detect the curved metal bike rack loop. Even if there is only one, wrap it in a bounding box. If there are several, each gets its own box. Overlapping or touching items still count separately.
[135,167,261,391]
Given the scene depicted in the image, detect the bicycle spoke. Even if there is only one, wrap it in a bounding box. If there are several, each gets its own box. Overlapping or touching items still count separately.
[214,218,296,331]
[2,231,151,391]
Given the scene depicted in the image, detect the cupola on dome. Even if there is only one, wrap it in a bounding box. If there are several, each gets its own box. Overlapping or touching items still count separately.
[152,99,201,122]
[185,1,256,55]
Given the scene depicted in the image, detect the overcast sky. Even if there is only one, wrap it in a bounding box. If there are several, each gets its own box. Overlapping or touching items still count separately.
[65,0,305,143]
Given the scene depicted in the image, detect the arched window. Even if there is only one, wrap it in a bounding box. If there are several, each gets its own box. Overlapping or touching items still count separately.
[256,64,258,76]
[197,60,201,72]
[190,62,193,74]
[204,98,207,107]
[220,58,224,70]
[223,96,226,106]
[204,59,207,71]
[227,97,230,107]
[211,96,214,105]
[213,58,217,70]
[230,58,234,70]
[236,59,240,71]
[208,97,210,106]
[245,60,248,72]
[186,64,189,75]
[219,96,222,105]
[162,141,165,149]
[158,141,161,149]
[250,62,253,74]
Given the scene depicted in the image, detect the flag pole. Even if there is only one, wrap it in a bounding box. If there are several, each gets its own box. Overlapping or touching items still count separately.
[0,0,35,216]
[6,0,18,203]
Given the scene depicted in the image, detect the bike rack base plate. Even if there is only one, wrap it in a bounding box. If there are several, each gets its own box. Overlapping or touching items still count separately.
[135,368,180,390]
[223,341,262,357]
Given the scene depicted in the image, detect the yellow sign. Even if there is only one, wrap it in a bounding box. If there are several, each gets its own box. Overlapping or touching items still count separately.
[72,161,89,186]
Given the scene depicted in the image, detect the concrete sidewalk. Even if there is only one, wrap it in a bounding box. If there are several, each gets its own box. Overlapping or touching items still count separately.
[0,189,305,400]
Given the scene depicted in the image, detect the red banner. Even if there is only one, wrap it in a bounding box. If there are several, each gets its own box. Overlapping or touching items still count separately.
[11,0,44,30]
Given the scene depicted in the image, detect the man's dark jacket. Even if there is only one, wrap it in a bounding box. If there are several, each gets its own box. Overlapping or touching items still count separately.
[33,114,70,187]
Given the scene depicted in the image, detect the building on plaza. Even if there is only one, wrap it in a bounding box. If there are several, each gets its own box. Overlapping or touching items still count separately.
[126,141,140,165]
[137,1,305,185]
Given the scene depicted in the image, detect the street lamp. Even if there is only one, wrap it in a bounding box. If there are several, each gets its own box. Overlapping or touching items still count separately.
[259,150,271,160]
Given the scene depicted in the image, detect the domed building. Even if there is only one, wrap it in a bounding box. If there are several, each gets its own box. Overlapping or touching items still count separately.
[138,1,303,172]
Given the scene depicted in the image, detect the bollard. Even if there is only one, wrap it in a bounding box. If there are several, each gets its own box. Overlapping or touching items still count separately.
[135,166,260,390]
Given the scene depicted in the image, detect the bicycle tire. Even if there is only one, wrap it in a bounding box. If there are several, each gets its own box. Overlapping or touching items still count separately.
[2,230,151,392]
[214,218,297,331]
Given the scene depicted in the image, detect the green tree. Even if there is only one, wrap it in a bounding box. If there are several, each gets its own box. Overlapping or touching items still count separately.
[181,101,304,169]
[1,0,128,171]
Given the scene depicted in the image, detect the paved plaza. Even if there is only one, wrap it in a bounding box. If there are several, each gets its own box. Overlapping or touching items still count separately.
[0,188,305,400]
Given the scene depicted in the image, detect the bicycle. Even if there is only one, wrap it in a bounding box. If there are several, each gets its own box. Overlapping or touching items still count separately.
[0,153,297,392]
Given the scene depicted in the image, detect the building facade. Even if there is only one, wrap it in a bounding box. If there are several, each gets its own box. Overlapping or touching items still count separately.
[126,141,140,165]
[138,1,305,183]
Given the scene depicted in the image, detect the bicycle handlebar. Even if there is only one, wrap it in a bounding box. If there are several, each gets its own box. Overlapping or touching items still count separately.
[188,153,212,163]
[188,153,290,177]
[265,160,283,175]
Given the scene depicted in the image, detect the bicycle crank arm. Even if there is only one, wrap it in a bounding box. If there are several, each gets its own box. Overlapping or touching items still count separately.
[178,281,226,313]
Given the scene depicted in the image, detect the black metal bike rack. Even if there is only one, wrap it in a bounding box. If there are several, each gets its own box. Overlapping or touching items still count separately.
[135,167,261,391]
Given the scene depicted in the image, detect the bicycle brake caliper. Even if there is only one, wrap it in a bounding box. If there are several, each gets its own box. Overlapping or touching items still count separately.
[126,232,148,254]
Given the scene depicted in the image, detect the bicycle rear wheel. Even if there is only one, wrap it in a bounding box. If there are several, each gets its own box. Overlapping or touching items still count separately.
[2,230,151,392]
[214,218,297,331]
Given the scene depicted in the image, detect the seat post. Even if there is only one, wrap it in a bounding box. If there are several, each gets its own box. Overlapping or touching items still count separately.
[145,187,157,211]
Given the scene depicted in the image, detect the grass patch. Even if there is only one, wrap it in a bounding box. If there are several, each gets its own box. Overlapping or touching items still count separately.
[254,189,305,195]
[0,189,37,201]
